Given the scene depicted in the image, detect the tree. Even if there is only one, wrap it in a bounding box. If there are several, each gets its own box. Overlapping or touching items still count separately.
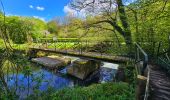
[4,16,47,44]
[121,0,170,55]
[6,16,30,44]
[47,20,60,35]
[70,0,132,45]
[28,17,47,40]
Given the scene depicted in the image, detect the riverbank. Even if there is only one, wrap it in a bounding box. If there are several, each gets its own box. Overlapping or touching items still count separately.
[27,82,135,100]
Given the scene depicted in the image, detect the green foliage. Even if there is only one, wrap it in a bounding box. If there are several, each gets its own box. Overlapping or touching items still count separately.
[57,17,85,38]
[27,17,47,40]
[40,38,79,42]
[52,83,134,100]
[12,43,31,50]
[0,39,4,49]
[27,82,135,100]
[6,16,31,44]
[0,92,18,100]
[124,62,136,86]
[127,0,170,54]
[0,16,47,44]
[47,20,59,35]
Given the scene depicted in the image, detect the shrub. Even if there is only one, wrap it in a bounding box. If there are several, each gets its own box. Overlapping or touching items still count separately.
[27,82,135,100]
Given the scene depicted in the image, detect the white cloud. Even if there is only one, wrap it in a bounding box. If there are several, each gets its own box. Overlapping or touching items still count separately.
[33,16,45,21]
[63,5,86,18]
[29,5,34,9]
[29,5,45,11]
[63,5,76,15]
[36,6,45,11]
[6,13,18,16]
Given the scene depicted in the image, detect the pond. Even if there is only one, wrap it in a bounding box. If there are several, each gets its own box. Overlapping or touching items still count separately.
[2,56,119,99]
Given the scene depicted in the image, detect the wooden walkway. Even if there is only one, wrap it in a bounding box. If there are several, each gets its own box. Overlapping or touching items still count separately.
[149,65,170,100]
[30,48,130,63]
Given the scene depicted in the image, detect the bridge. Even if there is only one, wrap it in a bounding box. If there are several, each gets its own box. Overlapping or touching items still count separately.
[29,47,130,63]
[29,38,170,100]
[30,38,131,63]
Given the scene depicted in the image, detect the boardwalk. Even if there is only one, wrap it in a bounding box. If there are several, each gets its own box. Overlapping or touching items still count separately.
[30,47,130,63]
[149,65,170,100]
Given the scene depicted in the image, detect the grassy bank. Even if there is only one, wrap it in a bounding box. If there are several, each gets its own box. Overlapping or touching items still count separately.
[27,82,135,100]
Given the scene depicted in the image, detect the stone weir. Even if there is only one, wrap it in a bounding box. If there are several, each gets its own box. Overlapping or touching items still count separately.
[32,56,103,80]
[67,59,101,80]
[31,56,71,70]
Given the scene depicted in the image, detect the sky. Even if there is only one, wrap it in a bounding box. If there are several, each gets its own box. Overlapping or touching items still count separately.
[0,0,136,22]
[0,0,71,21]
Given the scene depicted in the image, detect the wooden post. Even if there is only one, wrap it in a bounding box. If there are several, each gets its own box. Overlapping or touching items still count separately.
[136,75,147,100]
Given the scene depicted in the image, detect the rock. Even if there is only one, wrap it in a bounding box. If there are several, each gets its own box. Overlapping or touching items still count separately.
[31,56,71,70]
[67,59,100,80]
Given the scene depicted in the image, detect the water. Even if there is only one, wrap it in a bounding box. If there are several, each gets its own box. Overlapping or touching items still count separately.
[3,56,119,99]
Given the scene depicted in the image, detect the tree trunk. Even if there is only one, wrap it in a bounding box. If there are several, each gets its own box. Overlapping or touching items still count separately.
[116,0,132,45]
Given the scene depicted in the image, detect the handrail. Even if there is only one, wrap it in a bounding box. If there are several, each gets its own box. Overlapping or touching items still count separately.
[144,68,150,100]
[135,43,149,100]
[135,43,148,75]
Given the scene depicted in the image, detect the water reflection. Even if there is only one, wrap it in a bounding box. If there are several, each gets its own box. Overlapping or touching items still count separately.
[1,55,118,99]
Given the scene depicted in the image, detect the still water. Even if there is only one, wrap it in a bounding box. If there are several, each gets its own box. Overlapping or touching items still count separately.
[4,56,118,98]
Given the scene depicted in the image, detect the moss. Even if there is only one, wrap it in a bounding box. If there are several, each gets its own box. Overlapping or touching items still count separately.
[36,51,46,57]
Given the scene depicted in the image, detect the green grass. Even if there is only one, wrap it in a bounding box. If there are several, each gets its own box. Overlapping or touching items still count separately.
[27,82,135,100]
[12,43,32,50]
[47,43,78,49]
[39,38,79,42]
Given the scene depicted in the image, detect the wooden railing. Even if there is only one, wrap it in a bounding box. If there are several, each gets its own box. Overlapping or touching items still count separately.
[134,43,149,100]
[135,43,148,75]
